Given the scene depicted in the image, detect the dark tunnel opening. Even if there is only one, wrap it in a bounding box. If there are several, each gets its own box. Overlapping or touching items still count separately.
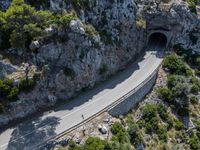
[148,32,168,50]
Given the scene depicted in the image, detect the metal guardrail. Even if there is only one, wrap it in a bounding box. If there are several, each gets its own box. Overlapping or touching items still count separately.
[36,62,162,149]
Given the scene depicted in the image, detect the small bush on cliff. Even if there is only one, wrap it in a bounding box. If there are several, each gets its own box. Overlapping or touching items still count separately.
[191,84,199,94]
[136,17,146,29]
[7,87,19,101]
[111,122,129,143]
[195,56,200,68]
[187,0,197,14]
[0,0,54,50]
[174,119,184,131]
[127,121,143,146]
[59,13,77,28]
[85,24,99,36]
[157,87,172,102]
[157,125,168,142]
[163,54,193,76]
[19,78,35,92]
[83,137,108,150]
[190,96,199,105]
[0,78,19,101]
[141,104,159,133]
[189,134,200,150]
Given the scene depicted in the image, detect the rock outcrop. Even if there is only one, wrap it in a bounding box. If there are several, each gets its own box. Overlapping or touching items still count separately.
[0,0,146,126]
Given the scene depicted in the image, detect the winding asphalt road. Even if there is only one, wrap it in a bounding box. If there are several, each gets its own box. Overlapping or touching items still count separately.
[0,50,163,150]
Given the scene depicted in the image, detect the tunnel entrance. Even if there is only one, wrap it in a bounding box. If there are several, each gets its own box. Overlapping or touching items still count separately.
[148,32,168,49]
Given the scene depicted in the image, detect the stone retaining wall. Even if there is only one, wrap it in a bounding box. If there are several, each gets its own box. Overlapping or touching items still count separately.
[109,71,157,116]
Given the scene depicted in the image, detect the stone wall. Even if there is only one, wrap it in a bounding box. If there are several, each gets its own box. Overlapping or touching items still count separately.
[109,70,157,116]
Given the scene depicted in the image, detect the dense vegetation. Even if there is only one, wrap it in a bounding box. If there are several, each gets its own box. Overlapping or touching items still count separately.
[0,0,78,52]
[157,48,200,149]
[187,0,198,14]
[0,0,55,50]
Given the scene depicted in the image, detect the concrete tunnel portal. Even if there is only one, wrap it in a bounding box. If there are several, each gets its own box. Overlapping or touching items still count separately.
[147,30,172,50]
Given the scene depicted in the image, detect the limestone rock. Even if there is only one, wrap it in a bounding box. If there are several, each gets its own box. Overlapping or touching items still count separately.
[29,41,40,50]
[0,60,17,78]
[70,20,85,35]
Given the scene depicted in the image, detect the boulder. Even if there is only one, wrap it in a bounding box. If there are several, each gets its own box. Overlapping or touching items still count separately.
[29,41,40,50]
[70,20,85,35]
[45,25,57,36]
[0,60,17,78]
[98,124,108,134]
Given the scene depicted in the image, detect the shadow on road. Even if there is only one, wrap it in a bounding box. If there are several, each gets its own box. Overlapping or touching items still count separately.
[6,116,59,150]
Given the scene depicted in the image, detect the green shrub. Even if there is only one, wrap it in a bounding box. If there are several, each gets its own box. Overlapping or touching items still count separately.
[167,75,186,89]
[85,24,98,36]
[7,87,19,101]
[71,0,82,9]
[191,84,199,94]
[59,13,77,28]
[157,87,172,102]
[0,78,19,101]
[157,104,168,120]
[111,130,129,144]
[142,104,157,120]
[142,104,159,133]
[127,121,142,146]
[187,0,197,14]
[174,119,184,131]
[189,135,200,150]
[190,96,199,105]
[67,140,79,150]
[196,121,200,132]
[190,77,200,88]
[167,75,190,100]
[165,116,174,130]
[163,54,193,76]
[111,122,129,144]
[157,125,167,142]
[19,78,35,92]
[0,0,55,50]
[0,79,12,97]
[175,131,187,142]
[171,82,190,98]
[195,70,200,77]
[111,122,125,135]
[83,137,108,150]
[195,57,200,68]
[173,44,190,57]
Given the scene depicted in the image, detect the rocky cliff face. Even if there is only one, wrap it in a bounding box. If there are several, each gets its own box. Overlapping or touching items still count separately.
[145,1,200,53]
[0,0,146,126]
[0,0,11,10]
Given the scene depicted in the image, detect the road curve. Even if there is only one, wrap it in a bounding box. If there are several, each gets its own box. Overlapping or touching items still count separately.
[0,51,163,150]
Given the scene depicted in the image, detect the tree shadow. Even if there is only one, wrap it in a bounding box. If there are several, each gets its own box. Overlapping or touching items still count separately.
[6,116,59,150]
